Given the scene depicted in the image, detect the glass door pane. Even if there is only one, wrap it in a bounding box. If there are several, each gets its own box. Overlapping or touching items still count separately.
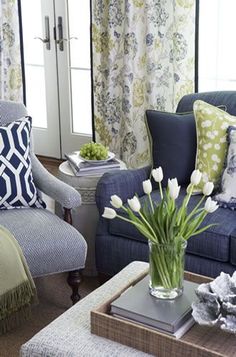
[199,0,236,91]
[21,0,92,157]
[21,0,61,158]
[68,0,92,135]
[71,69,92,134]
[69,0,90,69]
[21,0,47,128]
[56,0,92,156]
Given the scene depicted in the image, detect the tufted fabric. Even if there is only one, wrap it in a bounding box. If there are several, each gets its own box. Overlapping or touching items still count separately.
[20,262,151,357]
[0,208,87,277]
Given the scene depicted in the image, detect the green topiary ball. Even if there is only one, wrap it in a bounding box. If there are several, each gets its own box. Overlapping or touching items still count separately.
[80,142,109,160]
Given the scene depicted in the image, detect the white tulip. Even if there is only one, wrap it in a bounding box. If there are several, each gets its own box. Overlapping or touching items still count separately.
[152,167,163,183]
[143,179,152,195]
[203,182,214,196]
[127,196,141,212]
[102,207,117,219]
[190,169,202,186]
[110,195,123,208]
[168,178,181,200]
[204,197,219,213]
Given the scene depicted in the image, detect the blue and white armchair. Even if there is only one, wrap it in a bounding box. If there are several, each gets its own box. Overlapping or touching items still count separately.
[0,100,87,304]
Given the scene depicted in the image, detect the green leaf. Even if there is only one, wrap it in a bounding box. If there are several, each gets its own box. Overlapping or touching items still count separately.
[189,223,218,237]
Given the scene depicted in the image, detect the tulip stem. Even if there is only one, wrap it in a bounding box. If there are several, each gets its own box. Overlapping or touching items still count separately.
[138,211,157,238]
[159,182,163,200]
[185,195,205,223]
[185,184,194,208]
[148,194,154,214]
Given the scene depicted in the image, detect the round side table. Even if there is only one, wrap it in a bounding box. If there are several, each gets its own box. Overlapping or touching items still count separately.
[56,160,126,277]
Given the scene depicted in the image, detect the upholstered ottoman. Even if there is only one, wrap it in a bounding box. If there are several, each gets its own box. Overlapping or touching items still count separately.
[20,262,150,357]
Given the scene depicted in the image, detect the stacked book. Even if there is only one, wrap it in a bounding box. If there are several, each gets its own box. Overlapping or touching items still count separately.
[110,275,199,339]
[65,152,121,176]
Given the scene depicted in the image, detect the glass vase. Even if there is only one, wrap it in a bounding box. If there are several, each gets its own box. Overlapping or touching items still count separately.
[149,238,187,300]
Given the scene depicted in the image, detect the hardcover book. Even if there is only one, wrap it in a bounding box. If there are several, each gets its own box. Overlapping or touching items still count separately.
[110,275,199,336]
[65,152,121,176]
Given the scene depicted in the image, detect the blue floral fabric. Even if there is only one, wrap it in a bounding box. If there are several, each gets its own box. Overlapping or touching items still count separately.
[0,0,23,101]
[92,0,195,168]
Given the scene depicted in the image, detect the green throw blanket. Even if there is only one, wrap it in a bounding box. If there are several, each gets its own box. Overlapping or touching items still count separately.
[0,225,37,334]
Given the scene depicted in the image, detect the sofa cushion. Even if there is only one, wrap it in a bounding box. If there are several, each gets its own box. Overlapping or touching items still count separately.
[0,208,87,277]
[146,110,196,186]
[109,188,236,262]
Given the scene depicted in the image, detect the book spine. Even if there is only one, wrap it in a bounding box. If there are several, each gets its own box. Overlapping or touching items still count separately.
[67,161,79,176]
[65,154,80,171]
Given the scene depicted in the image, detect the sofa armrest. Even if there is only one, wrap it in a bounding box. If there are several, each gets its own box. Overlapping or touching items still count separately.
[95,166,151,214]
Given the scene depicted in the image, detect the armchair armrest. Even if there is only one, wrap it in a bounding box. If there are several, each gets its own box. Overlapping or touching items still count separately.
[95,166,151,214]
[31,154,81,209]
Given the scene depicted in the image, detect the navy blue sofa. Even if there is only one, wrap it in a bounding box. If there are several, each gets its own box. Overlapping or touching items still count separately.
[95,91,236,279]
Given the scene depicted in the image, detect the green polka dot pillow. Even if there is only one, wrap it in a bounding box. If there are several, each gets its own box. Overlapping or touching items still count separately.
[194,100,236,193]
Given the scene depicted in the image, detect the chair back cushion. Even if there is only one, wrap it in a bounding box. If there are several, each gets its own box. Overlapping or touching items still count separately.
[0,116,45,209]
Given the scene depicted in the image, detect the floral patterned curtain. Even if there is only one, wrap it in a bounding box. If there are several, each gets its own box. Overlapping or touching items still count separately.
[92,0,195,168]
[0,0,23,101]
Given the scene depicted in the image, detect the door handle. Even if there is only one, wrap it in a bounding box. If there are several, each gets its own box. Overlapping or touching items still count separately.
[57,36,78,45]
[57,16,64,51]
[34,16,50,50]
[56,16,78,51]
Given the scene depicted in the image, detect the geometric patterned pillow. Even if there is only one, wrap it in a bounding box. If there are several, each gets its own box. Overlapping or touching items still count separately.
[0,116,46,209]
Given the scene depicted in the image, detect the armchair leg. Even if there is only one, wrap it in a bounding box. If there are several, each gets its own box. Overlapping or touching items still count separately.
[63,208,83,304]
[67,270,82,305]
[63,207,81,304]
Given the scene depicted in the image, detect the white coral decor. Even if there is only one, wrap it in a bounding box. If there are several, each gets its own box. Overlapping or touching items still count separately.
[192,272,236,334]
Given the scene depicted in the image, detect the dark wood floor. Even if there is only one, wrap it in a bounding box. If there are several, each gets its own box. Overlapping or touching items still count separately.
[37,155,63,177]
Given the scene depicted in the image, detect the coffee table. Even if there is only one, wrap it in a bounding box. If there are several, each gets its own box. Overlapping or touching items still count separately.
[20,262,236,356]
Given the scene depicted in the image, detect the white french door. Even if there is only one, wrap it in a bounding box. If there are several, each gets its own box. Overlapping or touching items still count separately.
[21,0,92,158]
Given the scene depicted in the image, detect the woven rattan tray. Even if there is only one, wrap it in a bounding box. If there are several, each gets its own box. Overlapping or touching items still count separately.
[91,270,236,357]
